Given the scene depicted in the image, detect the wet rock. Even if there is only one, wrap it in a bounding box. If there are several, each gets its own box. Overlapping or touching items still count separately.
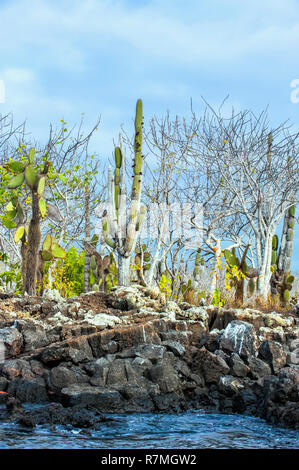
[220,321,259,358]
[258,340,287,374]
[6,396,24,418]
[0,327,23,358]
[18,413,36,428]
[0,376,8,391]
[116,384,155,412]
[17,403,108,428]
[218,375,244,396]
[151,392,184,412]
[7,377,48,402]
[61,384,124,411]
[233,388,258,414]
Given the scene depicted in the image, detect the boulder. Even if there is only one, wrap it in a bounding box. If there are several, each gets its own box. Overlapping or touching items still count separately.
[247,356,272,380]
[147,362,181,393]
[220,321,259,358]
[258,340,287,374]
[228,353,249,377]
[19,323,49,351]
[60,384,124,411]
[161,341,185,357]
[191,348,230,384]
[218,375,244,396]
[49,366,88,389]
[0,327,23,358]
[7,377,48,402]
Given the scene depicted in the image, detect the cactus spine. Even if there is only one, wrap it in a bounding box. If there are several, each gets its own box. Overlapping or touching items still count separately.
[102,99,146,286]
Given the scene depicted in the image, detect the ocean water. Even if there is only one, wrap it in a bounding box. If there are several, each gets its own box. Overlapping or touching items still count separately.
[0,408,298,449]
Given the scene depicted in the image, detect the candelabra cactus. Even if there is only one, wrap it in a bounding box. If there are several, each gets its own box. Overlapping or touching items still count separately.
[102,99,146,286]
[270,205,296,304]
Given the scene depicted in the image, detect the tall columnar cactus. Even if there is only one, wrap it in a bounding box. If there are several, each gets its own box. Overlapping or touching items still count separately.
[270,205,296,304]
[102,99,146,286]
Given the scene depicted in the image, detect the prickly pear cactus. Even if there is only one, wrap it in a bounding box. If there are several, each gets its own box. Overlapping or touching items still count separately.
[134,244,151,285]
[224,245,257,305]
[4,148,57,295]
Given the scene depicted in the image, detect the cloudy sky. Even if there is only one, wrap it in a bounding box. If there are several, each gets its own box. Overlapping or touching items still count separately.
[0,0,298,267]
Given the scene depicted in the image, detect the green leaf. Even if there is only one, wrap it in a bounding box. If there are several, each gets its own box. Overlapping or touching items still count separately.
[38,197,47,218]
[9,161,26,173]
[14,226,25,243]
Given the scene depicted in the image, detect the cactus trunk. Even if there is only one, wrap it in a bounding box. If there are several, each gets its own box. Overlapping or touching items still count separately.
[118,255,131,287]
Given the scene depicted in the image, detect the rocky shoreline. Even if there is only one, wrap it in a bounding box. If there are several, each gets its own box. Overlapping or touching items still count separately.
[0,286,298,430]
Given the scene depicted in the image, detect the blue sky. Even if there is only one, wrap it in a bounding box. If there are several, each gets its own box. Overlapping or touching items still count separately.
[0,0,298,269]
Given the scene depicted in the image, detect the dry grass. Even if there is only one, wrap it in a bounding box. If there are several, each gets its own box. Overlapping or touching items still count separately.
[181,288,295,314]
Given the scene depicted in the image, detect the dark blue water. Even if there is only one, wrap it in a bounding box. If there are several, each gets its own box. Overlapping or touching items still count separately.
[0,409,298,449]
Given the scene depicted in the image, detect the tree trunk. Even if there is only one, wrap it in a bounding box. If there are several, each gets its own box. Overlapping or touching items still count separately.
[118,254,131,286]
[84,184,91,292]
[24,192,41,295]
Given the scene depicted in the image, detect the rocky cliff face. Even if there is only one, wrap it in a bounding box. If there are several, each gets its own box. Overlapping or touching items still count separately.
[0,286,298,429]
